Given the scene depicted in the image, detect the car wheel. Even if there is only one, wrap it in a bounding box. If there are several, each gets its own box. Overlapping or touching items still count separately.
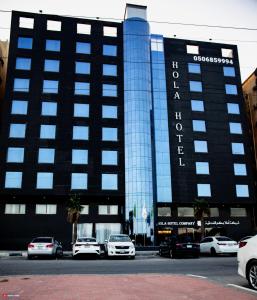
[159,249,162,257]
[56,249,63,259]
[27,255,32,260]
[130,255,135,260]
[210,248,216,256]
[247,262,257,290]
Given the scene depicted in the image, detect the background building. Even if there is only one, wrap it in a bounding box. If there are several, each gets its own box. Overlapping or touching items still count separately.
[0,5,255,249]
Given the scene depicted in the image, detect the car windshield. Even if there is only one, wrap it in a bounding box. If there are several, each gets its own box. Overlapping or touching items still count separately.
[216,237,232,241]
[32,238,52,243]
[109,235,131,242]
[77,238,96,243]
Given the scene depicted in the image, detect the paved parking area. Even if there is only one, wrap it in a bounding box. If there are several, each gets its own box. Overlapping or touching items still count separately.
[0,274,257,300]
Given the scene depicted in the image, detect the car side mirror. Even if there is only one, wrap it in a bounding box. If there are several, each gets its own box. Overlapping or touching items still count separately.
[105,240,108,243]
[132,240,135,243]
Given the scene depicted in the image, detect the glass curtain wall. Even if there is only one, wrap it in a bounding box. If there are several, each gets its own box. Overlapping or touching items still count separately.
[151,35,172,203]
[124,16,154,240]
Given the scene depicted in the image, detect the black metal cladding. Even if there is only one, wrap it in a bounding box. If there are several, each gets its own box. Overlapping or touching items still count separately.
[0,11,125,197]
[164,38,255,205]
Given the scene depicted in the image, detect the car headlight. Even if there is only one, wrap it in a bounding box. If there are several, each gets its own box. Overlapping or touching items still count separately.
[130,245,135,249]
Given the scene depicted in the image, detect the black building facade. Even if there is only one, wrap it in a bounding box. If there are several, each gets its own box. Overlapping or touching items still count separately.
[0,6,255,249]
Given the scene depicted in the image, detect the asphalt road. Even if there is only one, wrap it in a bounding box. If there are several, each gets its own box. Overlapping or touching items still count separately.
[0,255,250,289]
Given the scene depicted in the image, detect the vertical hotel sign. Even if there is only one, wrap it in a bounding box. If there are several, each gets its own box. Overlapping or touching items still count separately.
[171,61,185,167]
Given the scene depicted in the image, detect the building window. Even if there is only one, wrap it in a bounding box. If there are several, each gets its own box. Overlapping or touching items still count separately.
[77,23,91,35]
[98,205,118,215]
[19,17,34,29]
[7,147,24,163]
[43,80,59,94]
[40,125,56,139]
[73,126,89,140]
[103,26,117,37]
[74,103,89,117]
[102,84,117,97]
[38,148,55,164]
[231,143,245,155]
[5,204,25,214]
[5,172,22,188]
[45,40,60,52]
[194,140,208,153]
[233,163,247,176]
[102,127,118,141]
[209,208,219,217]
[229,122,242,134]
[44,59,60,72]
[225,84,237,95]
[227,103,239,115]
[195,162,209,175]
[36,172,53,189]
[191,100,204,112]
[101,174,118,190]
[74,82,90,95]
[102,105,117,119]
[188,63,201,74]
[72,149,88,165]
[223,66,235,77]
[75,62,90,74]
[151,38,164,52]
[76,42,91,54]
[197,184,211,197]
[158,207,171,217]
[9,124,26,138]
[36,204,56,214]
[192,120,206,132]
[80,205,89,215]
[17,37,33,49]
[102,150,118,165]
[221,48,233,58]
[236,185,249,197]
[41,102,57,116]
[11,100,28,115]
[177,207,194,217]
[16,58,31,70]
[71,173,88,190]
[14,78,30,92]
[103,64,117,76]
[186,45,199,54]
[47,20,61,31]
[230,207,247,217]
[189,81,202,92]
[103,44,117,56]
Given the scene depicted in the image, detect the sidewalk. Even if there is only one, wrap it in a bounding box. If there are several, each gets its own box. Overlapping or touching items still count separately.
[0,250,158,257]
[0,274,256,300]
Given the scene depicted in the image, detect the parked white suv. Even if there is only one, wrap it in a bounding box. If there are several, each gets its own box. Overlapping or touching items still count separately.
[105,234,135,259]
[238,235,257,290]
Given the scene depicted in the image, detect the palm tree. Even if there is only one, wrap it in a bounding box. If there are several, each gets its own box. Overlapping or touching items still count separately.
[193,198,210,240]
[66,194,83,244]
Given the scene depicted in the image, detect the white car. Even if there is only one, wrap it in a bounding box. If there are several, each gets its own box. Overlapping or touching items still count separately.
[73,237,101,258]
[238,235,257,290]
[27,237,63,259]
[200,236,238,256]
[105,234,135,259]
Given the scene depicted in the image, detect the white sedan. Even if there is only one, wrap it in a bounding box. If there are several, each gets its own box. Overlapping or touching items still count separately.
[200,236,238,256]
[238,235,257,290]
[72,237,101,258]
[105,234,135,259]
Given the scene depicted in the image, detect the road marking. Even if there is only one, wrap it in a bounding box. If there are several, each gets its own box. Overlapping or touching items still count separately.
[186,274,207,279]
[227,284,257,294]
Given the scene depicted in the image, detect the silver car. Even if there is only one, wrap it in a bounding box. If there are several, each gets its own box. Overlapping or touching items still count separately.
[27,237,63,259]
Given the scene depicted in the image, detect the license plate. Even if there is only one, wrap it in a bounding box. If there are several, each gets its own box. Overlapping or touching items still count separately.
[37,246,44,249]
[187,245,192,248]
[83,245,89,248]
[120,250,125,253]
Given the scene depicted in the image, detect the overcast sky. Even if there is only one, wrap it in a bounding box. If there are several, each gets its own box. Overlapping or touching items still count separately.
[1,0,257,81]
